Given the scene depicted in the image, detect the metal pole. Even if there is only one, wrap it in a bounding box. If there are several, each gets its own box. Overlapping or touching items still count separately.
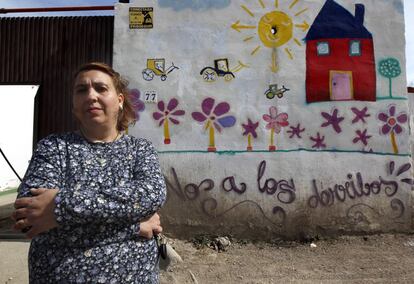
[0,147,22,182]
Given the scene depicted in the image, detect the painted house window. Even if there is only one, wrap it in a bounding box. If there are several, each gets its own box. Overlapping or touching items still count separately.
[349,40,361,56]
[317,42,330,56]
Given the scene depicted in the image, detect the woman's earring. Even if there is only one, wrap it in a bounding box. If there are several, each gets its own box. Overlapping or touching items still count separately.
[119,104,123,111]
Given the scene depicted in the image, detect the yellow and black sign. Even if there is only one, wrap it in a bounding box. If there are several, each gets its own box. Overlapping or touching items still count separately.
[129,7,153,29]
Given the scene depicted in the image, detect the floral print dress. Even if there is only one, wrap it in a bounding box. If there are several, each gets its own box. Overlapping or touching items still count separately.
[17,133,167,283]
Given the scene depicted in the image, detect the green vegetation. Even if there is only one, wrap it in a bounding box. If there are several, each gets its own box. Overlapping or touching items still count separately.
[0,187,17,197]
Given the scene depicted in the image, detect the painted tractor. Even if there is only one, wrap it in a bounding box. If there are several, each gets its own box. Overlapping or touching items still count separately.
[264,84,289,99]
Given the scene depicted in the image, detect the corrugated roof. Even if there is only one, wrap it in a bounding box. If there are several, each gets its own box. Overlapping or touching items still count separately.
[0,16,114,143]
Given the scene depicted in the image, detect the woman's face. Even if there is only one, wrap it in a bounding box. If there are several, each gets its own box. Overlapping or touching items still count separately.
[72,70,124,129]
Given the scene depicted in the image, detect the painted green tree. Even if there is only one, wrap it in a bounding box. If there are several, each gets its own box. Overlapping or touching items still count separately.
[378,58,401,98]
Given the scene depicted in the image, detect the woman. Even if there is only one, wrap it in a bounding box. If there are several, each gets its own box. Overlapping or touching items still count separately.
[12,62,167,283]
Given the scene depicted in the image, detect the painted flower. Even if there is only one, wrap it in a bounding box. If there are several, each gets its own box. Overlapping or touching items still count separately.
[152,98,185,144]
[242,119,259,138]
[129,89,145,121]
[192,97,236,151]
[321,108,344,133]
[192,97,236,132]
[262,106,289,133]
[310,132,326,149]
[351,107,370,124]
[287,123,305,139]
[352,129,372,146]
[242,118,259,151]
[262,106,289,151]
[377,104,407,135]
[153,98,185,126]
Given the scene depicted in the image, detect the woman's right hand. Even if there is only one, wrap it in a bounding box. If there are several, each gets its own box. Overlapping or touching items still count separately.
[139,213,162,239]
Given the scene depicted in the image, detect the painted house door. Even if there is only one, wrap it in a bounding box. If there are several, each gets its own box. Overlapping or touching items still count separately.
[330,71,353,100]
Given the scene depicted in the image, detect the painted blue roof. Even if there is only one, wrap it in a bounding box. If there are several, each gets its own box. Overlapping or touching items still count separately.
[305,0,372,40]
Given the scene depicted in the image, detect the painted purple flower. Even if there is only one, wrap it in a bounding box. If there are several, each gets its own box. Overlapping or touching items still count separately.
[378,104,407,135]
[321,108,344,133]
[153,98,185,126]
[262,106,289,133]
[192,97,236,132]
[310,132,326,149]
[351,107,370,124]
[287,123,305,139]
[152,98,185,144]
[242,119,259,138]
[242,118,259,151]
[129,89,145,121]
[353,129,372,146]
[192,97,236,151]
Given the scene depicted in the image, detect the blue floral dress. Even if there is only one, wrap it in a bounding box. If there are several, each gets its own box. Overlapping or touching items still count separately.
[17,132,167,283]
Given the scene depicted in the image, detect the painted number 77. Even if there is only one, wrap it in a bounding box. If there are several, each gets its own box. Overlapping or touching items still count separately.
[144,92,157,103]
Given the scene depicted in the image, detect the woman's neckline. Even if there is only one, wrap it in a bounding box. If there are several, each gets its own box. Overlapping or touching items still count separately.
[75,130,124,145]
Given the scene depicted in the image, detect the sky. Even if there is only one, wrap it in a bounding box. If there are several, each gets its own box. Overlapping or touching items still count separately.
[0,0,413,86]
[404,0,414,86]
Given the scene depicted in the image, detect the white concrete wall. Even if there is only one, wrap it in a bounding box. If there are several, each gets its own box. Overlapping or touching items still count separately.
[114,0,413,238]
[0,85,38,191]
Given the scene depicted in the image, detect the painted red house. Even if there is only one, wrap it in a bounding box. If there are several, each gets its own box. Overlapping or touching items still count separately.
[305,0,376,103]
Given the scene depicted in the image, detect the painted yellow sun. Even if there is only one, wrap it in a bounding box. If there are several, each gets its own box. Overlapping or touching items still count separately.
[258,11,293,48]
[231,0,309,73]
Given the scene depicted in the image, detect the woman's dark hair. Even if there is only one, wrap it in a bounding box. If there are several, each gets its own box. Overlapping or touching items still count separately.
[73,62,136,131]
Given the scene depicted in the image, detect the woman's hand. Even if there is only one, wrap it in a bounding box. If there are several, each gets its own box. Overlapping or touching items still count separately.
[12,188,59,239]
[139,213,162,239]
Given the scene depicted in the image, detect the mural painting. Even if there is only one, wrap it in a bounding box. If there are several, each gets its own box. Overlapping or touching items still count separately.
[152,98,185,144]
[192,98,236,151]
[129,88,145,120]
[305,0,376,103]
[114,0,411,237]
[200,58,238,82]
[142,58,179,81]
[164,158,413,229]
[377,58,402,99]
[241,118,259,151]
[230,0,310,73]
[262,106,289,151]
[264,84,290,99]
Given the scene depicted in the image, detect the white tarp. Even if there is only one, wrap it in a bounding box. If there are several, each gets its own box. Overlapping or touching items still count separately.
[0,85,38,190]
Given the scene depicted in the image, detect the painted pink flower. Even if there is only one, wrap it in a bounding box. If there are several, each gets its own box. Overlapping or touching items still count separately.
[129,89,145,121]
[153,98,185,126]
[262,106,289,133]
[192,97,236,132]
[377,105,407,135]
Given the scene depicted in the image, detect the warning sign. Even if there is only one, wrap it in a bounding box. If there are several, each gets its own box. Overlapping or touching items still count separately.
[129,7,153,29]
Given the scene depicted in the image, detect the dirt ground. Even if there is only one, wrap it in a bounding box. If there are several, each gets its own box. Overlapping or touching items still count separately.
[1,233,414,283]
[2,194,414,284]
[160,233,414,284]
[4,193,414,283]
